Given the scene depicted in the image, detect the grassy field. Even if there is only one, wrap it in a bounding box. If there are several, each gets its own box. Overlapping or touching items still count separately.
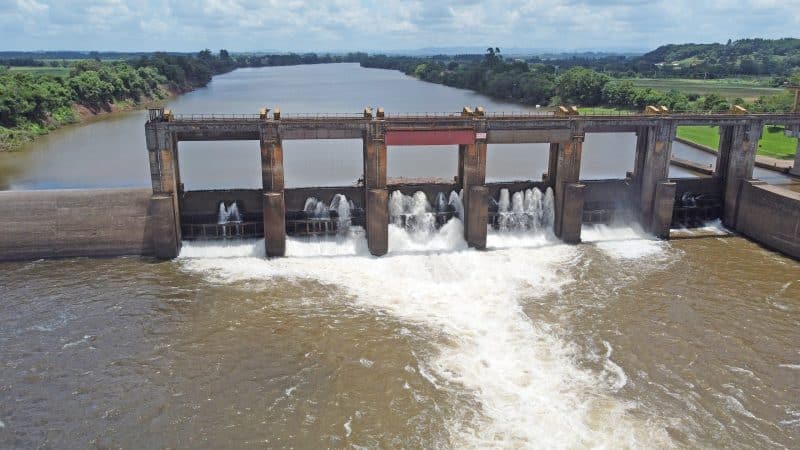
[7,66,71,77]
[629,78,783,101]
[677,125,798,159]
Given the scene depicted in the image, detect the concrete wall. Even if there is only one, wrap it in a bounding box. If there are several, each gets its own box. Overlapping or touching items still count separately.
[672,176,723,200]
[0,189,155,261]
[285,187,364,211]
[735,181,800,259]
[181,189,263,216]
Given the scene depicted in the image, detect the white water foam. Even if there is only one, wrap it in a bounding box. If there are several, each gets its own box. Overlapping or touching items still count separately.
[177,218,671,447]
[670,219,731,238]
[582,224,667,260]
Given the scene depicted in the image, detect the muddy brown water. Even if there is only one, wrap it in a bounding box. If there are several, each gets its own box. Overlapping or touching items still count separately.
[0,229,798,448]
[0,64,799,448]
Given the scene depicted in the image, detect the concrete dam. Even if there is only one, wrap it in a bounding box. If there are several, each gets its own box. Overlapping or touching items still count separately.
[2,106,800,261]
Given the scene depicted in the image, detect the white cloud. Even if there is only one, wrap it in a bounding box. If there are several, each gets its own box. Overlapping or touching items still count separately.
[0,0,798,51]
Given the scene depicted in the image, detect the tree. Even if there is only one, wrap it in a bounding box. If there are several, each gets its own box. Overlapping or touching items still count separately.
[484,47,502,68]
[68,71,114,105]
[555,67,610,106]
[702,93,729,111]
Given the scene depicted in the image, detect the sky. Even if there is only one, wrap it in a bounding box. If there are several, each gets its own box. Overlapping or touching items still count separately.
[1,0,799,53]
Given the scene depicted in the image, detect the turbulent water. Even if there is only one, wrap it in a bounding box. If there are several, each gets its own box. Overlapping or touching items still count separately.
[2,211,799,448]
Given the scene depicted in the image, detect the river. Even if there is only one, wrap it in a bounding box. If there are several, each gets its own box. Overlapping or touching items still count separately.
[1,64,799,448]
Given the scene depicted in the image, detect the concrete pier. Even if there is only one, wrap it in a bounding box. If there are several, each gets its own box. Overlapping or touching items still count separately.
[637,122,676,234]
[651,181,677,239]
[466,185,488,249]
[553,128,584,241]
[459,133,488,248]
[560,183,586,243]
[547,142,559,187]
[145,119,181,256]
[149,195,180,259]
[366,188,388,256]
[631,126,650,200]
[261,126,286,257]
[717,122,762,227]
[363,125,388,256]
[790,133,800,177]
[263,192,286,257]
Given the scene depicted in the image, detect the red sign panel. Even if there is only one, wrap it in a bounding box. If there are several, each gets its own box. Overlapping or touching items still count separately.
[385,129,475,146]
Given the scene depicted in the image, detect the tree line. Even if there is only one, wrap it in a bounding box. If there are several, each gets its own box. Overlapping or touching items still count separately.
[357,49,798,113]
[0,50,241,129]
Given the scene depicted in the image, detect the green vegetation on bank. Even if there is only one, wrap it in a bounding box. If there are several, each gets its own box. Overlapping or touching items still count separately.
[359,48,799,113]
[628,78,782,101]
[0,50,238,151]
[677,125,799,159]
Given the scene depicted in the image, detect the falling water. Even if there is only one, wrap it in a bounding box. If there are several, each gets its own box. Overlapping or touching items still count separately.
[390,190,465,235]
[301,194,354,234]
[329,194,352,231]
[449,191,464,221]
[217,201,242,224]
[495,187,554,233]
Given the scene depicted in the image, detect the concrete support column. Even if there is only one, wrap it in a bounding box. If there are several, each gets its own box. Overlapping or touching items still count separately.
[145,121,181,257]
[364,127,388,256]
[263,192,286,257]
[366,189,388,256]
[632,127,650,181]
[719,121,762,228]
[547,142,559,187]
[651,181,677,239]
[459,136,488,248]
[715,125,735,178]
[148,195,180,259]
[145,122,179,195]
[638,121,675,233]
[560,183,586,243]
[553,128,584,241]
[261,127,286,257]
[791,132,800,177]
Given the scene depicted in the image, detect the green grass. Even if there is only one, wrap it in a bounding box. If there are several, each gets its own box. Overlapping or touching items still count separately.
[577,106,634,115]
[628,78,782,101]
[7,66,71,77]
[677,125,798,159]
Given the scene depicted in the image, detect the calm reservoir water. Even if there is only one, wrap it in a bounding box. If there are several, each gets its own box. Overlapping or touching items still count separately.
[1,64,799,448]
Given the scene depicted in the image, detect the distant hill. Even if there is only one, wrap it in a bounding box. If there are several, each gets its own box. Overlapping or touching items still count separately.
[637,38,800,75]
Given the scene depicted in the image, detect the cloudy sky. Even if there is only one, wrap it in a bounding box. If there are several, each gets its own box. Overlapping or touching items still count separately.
[1,0,798,53]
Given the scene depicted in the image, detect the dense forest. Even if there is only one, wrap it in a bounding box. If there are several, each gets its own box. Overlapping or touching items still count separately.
[3,38,800,151]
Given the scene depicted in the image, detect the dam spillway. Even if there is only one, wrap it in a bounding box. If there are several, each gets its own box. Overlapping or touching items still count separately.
[1,106,800,261]
[142,107,800,260]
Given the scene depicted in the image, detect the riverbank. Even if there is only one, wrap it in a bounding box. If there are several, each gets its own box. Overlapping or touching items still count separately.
[0,89,178,153]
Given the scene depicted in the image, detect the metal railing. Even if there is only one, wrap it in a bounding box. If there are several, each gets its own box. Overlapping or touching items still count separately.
[173,114,262,121]
[181,221,263,240]
[281,112,366,119]
[165,109,800,123]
